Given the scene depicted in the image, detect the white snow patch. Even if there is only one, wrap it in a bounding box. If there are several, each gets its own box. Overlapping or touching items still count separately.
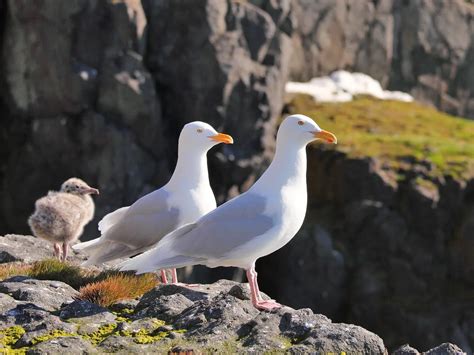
[286,70,413,103]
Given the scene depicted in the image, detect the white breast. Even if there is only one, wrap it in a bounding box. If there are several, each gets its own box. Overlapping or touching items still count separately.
[168,185,217,225]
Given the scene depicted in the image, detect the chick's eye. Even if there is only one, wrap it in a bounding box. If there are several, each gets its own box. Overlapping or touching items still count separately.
[197,128,203,133]
[75,185,79,188]
[298,120,304,126]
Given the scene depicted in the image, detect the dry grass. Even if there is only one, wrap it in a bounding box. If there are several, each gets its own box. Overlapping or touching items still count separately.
[0,262,31,280]
[78,273,158,307]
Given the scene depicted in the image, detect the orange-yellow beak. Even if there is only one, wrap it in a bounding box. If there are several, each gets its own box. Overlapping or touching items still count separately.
[209,133,234,144]
[313,130,337,144]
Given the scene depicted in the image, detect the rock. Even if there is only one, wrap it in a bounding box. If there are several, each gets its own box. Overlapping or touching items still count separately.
[25,336,96,355]
[0,235,85,264]
[392,344,420,355]
[59,300,110,320]
[133,280,386,353]
[423,343,466,355]
[60,300,117,334]
[0,303,75,334]
[0,277,77,311]
[0,292,21,312]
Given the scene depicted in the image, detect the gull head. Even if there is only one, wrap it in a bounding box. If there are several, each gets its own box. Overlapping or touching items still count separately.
[278,114,337,146]
[61,178,99,195]
[180,121,233,151]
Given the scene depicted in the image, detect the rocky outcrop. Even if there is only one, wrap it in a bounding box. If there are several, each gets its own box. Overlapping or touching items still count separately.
[258,148,474,353]
[289,0,474,119]
[0,273,387,353]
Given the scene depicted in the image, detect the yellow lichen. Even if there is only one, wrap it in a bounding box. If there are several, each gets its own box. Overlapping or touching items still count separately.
[81,323,118,345]
[0,326,26,349]
[30,330,76,345]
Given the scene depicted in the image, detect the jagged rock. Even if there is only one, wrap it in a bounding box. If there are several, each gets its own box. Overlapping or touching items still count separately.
[423,343,466,355]
[0,277,77,311]
[0,235,85,264]
[0,303,75,334]
[133,280,386,353]
[392,344,420,355]
[0,292,21,311]
[25,336,96,355]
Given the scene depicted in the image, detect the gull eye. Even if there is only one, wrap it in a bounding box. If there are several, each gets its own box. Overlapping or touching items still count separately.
[197,128,203,133]
[298,120,304,126]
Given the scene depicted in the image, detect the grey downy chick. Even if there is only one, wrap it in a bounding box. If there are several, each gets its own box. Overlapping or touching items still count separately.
[28,178,99,261]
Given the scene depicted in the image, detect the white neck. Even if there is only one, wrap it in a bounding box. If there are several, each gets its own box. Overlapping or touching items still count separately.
[166,145,210,190]
[252,138,307,194]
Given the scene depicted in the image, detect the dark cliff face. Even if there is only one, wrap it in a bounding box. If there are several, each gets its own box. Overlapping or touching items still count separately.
[0,0,473,353]
[0,0,291,236]
[258,148,474,351]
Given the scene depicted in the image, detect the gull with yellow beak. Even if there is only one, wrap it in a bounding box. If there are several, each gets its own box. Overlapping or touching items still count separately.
[75,121,233,284]
[120,114,337,310]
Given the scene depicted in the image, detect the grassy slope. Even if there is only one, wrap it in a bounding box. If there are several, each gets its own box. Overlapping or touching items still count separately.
[287,95,474,179]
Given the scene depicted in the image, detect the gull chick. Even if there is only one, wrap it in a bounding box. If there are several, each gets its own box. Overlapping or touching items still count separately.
[28,178,99,261]
[74,121,233,284]
[120,114,337,310]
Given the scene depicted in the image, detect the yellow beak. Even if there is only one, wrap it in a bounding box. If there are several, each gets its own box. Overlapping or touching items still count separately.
[313,130,337,144]
[209,133,234,144]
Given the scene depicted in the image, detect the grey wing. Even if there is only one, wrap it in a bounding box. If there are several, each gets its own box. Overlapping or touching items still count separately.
[168,193,275,259]
[101,189,180,248]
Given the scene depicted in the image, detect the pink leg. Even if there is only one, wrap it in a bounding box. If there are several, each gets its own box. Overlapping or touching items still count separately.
[171,268,178,283]
[160,270,168,284]
[53,243,61,259]
[170,268,198,287]
[246,265,281,311]
[61,243,68,261]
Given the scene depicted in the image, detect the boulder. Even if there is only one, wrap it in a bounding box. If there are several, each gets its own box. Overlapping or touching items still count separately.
[0,277,77,311]
[25,336,96,355]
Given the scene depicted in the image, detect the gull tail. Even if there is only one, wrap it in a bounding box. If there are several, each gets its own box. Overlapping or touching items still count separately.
[82,240,147,266]
[119,223,203,274]
[73,238,100,252]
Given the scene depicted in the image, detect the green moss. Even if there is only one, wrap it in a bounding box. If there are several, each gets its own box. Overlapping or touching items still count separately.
[287,94,474,180]
[0,326,26,349]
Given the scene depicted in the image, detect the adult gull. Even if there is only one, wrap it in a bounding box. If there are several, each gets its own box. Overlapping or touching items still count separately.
[74,121,233,284]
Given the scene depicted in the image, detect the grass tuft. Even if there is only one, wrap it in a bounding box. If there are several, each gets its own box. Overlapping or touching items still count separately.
[28,259,90,289]
[78,273,158,307]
